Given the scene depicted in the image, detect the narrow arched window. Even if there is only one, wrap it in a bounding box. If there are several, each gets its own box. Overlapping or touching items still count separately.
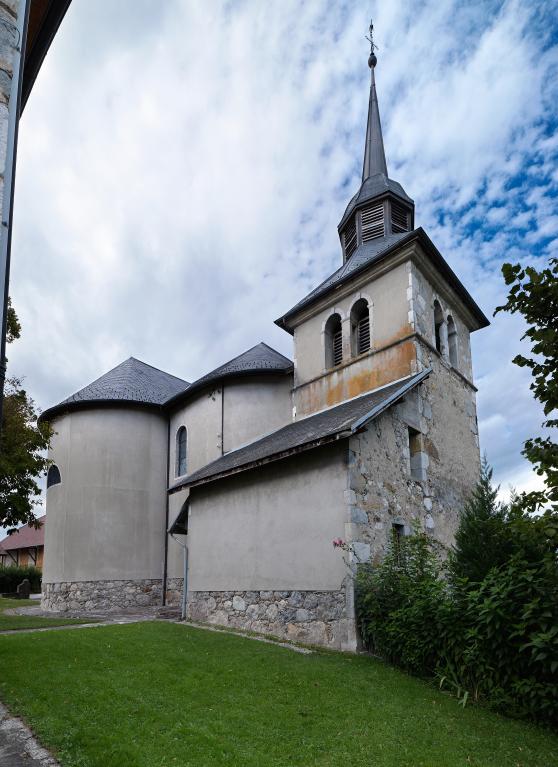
[433,300,444,354]
[176,427,187,477]
[325,314,343,368]
[447,315,458,367]
[47,465,61,488]
[350,299,370,356]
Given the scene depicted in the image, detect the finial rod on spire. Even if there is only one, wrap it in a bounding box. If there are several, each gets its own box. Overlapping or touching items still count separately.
[362,19,387,180]
[365,19,377,68]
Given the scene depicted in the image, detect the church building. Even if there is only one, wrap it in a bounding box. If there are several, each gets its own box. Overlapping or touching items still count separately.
[40,38,488,650]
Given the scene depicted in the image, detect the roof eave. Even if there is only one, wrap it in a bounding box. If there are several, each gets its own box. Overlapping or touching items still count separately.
[39,398,165,424]
[168,430,352,493]
[275,230,417,332]
[22,0,72,113]
[413,228,490,330]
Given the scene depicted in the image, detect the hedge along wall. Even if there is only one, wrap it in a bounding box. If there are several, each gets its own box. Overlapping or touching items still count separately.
[0,566,42,593]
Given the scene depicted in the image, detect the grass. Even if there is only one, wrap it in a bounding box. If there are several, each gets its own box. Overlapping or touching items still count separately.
[0,622,556,767]
[0,597,93,631]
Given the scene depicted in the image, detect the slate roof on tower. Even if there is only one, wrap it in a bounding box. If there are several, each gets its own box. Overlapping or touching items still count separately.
[40,358,190,421]
[275,228,490,332]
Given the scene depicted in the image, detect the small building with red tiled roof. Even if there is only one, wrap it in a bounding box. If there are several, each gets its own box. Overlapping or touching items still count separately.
[0,516,45,568]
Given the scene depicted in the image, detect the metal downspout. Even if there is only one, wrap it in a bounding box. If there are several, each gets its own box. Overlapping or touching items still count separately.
[170,532,188,620]
[0,0,30,428]
[162,417,171,605]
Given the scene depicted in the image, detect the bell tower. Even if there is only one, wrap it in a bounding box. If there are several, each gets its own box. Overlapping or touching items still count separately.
[275,22,489,420]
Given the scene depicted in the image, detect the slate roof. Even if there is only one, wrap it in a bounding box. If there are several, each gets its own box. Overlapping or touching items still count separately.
[276,231,412,329]
[0,516,45,551]
[169,369,430,498]
[41,358,190,421]
[276,228,490,332]
[338,172,413,230]
[165,342,293,408]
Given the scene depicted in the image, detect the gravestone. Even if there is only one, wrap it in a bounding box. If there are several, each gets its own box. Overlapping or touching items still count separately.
[16,578,30,599]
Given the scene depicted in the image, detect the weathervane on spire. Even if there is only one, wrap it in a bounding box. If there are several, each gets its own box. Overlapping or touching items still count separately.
[365,19,378,69]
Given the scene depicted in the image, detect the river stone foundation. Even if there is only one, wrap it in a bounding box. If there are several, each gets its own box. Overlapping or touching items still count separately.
[185,589,350,649]
[41,579,163,612]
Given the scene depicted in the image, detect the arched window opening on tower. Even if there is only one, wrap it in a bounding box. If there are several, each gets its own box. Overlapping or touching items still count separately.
[433,301,444,354]
[343,217,358,260]
[351,299,371,356]
[46,465,61,488]
[176,426,187,477]
[447,315,458,367]
[325,314,343,368]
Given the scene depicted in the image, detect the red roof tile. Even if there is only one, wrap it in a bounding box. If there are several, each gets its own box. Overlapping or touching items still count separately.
[0,516,45,551]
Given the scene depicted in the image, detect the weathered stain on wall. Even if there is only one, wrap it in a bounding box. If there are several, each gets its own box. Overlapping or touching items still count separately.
[296,337,417,417]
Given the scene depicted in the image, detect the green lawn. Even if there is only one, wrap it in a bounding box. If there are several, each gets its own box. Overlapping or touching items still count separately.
[0,622,556,767]
[0,597,93,631]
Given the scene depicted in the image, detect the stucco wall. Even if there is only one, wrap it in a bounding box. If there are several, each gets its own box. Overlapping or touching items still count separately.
[183,444,348,592]
[43,408,168,584]
[168,376,293,482]
[223,377,292,452]
[169,388,222,479]
[292,262,413,416]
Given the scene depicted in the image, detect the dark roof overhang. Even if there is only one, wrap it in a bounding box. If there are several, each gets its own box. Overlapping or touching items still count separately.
[276,227,490,334]
[169,369,430,493]
[22,0,72,113]
[39,397,166,424]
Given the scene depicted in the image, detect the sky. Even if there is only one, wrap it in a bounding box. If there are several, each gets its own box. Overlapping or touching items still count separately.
[8,0,558,507]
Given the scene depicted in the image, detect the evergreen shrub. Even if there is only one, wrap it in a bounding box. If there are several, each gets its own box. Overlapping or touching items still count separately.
[355,465,558,726]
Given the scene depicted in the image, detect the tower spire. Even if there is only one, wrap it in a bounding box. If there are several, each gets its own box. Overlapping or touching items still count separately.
[362,21,388,181]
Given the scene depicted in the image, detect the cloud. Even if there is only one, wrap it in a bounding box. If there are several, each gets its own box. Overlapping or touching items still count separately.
[8,0,558,499]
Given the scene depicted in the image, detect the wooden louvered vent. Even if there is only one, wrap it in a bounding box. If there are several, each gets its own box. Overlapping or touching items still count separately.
[357,315,370,354]
[344,217,357,259]
[333,330,343,366]
[391,200,409,233]
[361,202,384,242]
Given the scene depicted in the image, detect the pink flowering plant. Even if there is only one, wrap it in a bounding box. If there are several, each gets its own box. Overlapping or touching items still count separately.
[332,537,366,572]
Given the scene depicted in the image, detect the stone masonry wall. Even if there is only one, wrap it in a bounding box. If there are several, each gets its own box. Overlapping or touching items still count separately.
[185,589,349,649]
[42,579,163,612]
[346,352,480,563]
[0,1,21,215]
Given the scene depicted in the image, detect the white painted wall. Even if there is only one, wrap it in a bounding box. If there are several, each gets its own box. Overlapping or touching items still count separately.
[182,445,348,591]
[168,376,293,482]
[43,408,168,583]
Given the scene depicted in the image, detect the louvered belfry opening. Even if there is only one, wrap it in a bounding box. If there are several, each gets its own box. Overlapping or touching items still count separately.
[357,314,370,353]
[325,313,343,368]
[333,328,343,365]
[391,199,409,233]
[361,201,384,242]
[343,217,357,260]
[351,298,371,356]
[341,195,413,261]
